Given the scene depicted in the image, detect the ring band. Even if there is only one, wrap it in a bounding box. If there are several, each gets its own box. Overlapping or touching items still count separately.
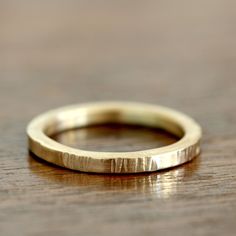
[27,102,202,173]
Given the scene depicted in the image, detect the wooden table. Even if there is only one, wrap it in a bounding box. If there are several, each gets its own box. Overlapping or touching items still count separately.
[1,1,236,235]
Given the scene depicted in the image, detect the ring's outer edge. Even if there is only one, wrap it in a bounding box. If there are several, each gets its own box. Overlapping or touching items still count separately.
[27,101,202,173]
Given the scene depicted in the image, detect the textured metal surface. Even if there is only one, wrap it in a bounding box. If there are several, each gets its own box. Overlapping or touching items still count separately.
[27,102,202,173]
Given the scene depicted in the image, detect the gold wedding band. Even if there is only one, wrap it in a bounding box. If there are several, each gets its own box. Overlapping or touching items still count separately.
[27,102,202,173]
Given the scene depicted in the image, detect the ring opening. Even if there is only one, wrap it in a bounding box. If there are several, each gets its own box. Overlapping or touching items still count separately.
[50,123,179,152]
[43,108,185,140]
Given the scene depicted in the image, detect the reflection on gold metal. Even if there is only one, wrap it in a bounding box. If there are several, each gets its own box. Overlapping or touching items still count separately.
[28,154,200,199]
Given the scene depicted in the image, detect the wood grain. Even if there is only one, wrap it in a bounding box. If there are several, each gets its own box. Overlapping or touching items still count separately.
[1,1,236,235]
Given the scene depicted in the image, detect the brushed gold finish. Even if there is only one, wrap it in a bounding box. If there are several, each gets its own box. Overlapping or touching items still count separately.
[27,102,202,173]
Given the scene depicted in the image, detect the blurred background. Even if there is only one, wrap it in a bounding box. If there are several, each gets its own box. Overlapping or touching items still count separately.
[1,0,236,138]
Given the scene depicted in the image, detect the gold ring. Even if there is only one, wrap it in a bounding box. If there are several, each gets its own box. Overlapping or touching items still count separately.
[27,102,202,173]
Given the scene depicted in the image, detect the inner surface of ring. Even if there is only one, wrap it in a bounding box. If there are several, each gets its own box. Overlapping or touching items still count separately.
[43,108,185,152]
